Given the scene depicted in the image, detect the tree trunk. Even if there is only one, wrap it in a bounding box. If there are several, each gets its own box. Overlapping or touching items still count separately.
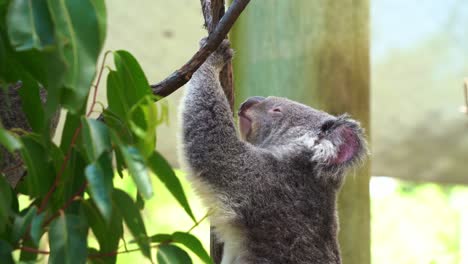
[230,1,370,264]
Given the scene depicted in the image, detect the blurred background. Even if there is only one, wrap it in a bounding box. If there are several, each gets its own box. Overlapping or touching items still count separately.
[76,0,468,263]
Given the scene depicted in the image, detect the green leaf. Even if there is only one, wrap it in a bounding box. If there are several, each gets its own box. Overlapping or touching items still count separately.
[157,244,192,264]
[81,117,111,161]
[120,146,153,199]
[11,206,36,243]
[107,50,151,120]
[112,189,150,259]
[148,232,211,264]
[18,135,54,197]
[148,152,196,222]
[54,148,87,213]
[19,238,38,261]
[128,95,158,158]
[172,232,212,264]
[0,176,12,234]
[49,214,88,264]
[3,56,46,133]
[59,109,83,152]
[85,153,113,222]
[0,128,21,152]
[6,0,55,51]
[0,240,14,264]
[136,192,145,210]
[106,70,127,121]
[82,200,122,264]
[47,0,106,112]
[113,50,151,106]
[149,233,172,244]
[87,248,108,264]
[30,212,45,246]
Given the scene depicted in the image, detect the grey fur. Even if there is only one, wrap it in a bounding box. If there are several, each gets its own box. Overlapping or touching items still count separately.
[181,40,367,264]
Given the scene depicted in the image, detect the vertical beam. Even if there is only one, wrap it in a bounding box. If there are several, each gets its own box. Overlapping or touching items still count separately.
[230,1,370,264]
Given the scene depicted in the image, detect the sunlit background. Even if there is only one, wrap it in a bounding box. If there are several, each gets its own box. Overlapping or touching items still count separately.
[53,0,468,263]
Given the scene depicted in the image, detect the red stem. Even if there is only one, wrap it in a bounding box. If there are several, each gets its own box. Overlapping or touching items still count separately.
[42,181,88,227]
[38,124,83,213]
[87,51,111,117]
[19,246,50,255]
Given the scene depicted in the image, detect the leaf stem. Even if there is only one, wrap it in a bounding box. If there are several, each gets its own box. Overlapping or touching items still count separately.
[87,51,112,117]
[42,181,88,227]
[38,124,83,213]
[187,211,210,233]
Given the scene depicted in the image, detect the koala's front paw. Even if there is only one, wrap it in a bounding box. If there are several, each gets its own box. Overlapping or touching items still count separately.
[202,38,234,69]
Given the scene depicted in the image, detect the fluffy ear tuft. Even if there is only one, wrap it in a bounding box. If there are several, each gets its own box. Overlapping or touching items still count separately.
[311,115,364,166]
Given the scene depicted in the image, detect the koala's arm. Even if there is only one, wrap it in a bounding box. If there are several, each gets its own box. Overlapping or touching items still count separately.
[182,41,250,188]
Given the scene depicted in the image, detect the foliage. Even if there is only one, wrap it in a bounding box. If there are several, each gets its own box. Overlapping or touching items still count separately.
[371,178,468,264]
[0,0,209,263]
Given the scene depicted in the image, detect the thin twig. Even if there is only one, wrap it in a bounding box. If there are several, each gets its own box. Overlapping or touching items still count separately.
[18,246,50,255]
[150,0,250,98]
[88,244,162,259]
[187,211,210,233]
[42,181,88,227]
[38,124,83,213]
[87,51,112,117]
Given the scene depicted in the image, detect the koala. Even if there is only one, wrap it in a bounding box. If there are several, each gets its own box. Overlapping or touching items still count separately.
[180,40,366,264]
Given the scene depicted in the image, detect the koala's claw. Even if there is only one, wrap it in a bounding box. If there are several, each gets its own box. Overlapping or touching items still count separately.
[203,38,234,69]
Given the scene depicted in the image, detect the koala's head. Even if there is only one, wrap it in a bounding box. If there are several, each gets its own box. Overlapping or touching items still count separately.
[238,96,366,173]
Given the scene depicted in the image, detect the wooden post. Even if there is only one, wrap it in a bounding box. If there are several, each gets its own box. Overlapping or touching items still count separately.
[230,1,371,264]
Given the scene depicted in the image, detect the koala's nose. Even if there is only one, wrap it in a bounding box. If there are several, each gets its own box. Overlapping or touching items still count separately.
[238,96,265,115]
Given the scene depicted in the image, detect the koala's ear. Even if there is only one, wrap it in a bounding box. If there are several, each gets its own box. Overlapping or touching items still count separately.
[310,115,364,166]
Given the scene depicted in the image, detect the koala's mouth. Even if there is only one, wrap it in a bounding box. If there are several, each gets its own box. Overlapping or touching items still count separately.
[238,96,265,139]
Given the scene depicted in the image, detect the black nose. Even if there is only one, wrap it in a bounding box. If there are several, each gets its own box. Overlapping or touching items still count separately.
[238,96,265,115]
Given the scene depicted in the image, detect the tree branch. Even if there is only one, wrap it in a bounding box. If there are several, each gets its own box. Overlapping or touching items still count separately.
[150,0,250,98]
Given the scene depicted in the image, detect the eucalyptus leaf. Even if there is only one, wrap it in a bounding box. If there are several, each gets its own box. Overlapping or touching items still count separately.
[0,176,12,234]
[149,233,172,244]
[6,0,55,51]
[85,153,113,222]
[47,0,106,112]
[128,95,158,158]
[172,232,212,264]
[83,200,122,264]
[113,50,151,106]
[0,128,21,153]
[148,152,195,222]
[107,50,151,121]
[120,146,153,199]
[49,214,88,264]
[81,117,111,161]
[19,238,38,261]
[11,206,37,243]
[112,189,150,259]
[18,135,54,197]
[157,244,192,264]
[0,240,14,264]
[30,212,45,246]
[3,56,46,133]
